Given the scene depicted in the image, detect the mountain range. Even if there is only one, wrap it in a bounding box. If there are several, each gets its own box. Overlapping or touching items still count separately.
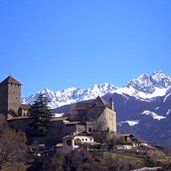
[23,71,171,147]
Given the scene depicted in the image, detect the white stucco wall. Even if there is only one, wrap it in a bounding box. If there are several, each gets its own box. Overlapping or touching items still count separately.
[74,135,94,143]
[63,135,94,153]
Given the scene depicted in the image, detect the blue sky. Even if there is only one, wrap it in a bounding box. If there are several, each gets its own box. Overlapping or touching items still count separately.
[0,0,171,97]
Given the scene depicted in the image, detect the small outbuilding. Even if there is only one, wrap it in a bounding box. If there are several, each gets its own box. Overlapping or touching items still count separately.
[62,132,94,153]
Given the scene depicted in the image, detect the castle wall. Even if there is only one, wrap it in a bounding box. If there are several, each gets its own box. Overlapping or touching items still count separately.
[65,124,85,134]
[7,84,21,112]
[8,118,34,133]
[87,106,104,121]
[28,120,66,146]
[0,83,21,115]
[72,109,87,121]
[93,107,116,132]
[8,118,81,147]
[103,107,116,132]
[0,84,8,114]
[93,109,107,131]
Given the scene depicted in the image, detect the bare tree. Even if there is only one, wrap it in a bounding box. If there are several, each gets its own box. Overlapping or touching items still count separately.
[0,115,27,169]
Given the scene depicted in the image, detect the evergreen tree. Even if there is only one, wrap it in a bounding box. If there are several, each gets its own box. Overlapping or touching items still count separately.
[29,94,51,136]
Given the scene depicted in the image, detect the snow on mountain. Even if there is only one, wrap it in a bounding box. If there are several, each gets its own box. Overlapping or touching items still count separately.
[126,71,171,94]
[23,71,171,109]
[23,83,116,108]
[114,86,167,100]
[151,71,171,88]
[163,86,171,103]
[141,110,166,120]
[117,71,171,100]
[120,120,139,126]
[79,83,116,101]
[166,109,171,116]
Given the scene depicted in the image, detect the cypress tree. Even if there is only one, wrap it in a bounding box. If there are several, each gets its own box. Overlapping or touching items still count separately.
[29,94,51,136]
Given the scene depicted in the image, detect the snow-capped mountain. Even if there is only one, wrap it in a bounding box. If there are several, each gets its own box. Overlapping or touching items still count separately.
[107,71,171,100]
[23,83,117,108]
[23,71,171,109]
[23,71,171,147]
[126,71,171,94]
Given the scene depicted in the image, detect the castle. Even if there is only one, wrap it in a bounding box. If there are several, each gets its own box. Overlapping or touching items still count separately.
[0,76,117,146]
[0,76,31,117]
[68,96,117,132]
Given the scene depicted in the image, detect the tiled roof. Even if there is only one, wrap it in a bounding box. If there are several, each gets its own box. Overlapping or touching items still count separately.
[73,102,91,110]
[50,117,69,122]
[56,143,63,148]
[92,96,112,109]
[0,76,22,85]
[7,116,69,122]
[7,116,30,121]
[73,96,112,110]
[63,131,92,139]
[65,121,81,125]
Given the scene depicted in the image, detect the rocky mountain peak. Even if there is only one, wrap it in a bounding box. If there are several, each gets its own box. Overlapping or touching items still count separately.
[126,71,171,94]
[151,71,171,88]
[23,71,171,108]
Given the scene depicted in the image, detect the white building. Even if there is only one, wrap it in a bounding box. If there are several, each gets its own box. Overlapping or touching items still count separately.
[61,132,94,153]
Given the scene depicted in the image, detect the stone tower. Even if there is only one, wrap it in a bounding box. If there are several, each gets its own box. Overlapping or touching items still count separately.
[0,76,21,115]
